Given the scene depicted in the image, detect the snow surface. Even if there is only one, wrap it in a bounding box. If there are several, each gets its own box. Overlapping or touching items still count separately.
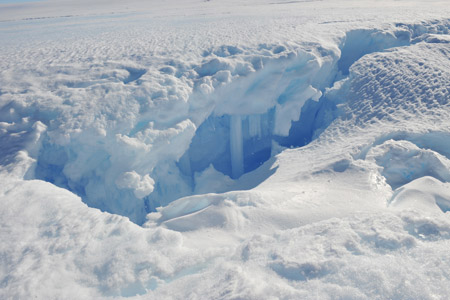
[1,0,450,298]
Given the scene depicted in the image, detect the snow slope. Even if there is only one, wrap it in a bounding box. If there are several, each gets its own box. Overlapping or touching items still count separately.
[1,0,450,298]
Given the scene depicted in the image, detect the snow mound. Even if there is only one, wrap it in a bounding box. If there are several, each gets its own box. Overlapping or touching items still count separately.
[150,211,450,299]
[390,176,450,214]
[0,175,216,298]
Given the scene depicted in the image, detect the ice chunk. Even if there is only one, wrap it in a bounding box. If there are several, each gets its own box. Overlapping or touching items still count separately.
[116,171,155,199]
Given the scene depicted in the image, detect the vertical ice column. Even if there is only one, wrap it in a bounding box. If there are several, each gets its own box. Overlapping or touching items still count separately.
[230,115,244,179]
[248,114,262,138]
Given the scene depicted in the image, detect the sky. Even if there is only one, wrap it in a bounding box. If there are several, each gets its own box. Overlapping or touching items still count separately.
[0,0,41,4]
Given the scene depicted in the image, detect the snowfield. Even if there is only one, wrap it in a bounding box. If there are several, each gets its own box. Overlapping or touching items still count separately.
[1,0,450,299]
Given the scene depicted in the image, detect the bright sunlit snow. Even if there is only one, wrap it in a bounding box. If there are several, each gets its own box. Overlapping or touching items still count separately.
[1,0,450,299]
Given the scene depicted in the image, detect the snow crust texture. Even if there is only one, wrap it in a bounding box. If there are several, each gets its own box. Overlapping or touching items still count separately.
[1,0,450,299]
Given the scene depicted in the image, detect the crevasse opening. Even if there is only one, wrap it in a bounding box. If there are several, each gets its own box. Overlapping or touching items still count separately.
[179,112,274,180]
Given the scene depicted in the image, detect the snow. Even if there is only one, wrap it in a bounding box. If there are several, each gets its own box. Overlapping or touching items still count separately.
[1,0,450,298]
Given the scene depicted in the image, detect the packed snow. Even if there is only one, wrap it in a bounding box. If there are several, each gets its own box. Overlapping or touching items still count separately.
[1,0,450,299]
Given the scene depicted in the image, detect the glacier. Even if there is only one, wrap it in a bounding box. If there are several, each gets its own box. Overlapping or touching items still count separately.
[1,0,450,299]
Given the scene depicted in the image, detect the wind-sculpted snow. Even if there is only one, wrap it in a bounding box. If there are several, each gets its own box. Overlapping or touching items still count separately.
[1,0,450,298]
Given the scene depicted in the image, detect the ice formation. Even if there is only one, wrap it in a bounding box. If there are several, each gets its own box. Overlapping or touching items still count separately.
[1,0,450,299]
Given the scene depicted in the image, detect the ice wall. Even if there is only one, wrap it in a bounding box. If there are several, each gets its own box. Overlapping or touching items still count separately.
[177,45,339,184]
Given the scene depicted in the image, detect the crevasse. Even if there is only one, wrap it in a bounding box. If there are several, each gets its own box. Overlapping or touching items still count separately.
[31,24,434,224]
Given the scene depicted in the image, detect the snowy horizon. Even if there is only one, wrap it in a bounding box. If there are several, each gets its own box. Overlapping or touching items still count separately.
[1,0,450,299]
